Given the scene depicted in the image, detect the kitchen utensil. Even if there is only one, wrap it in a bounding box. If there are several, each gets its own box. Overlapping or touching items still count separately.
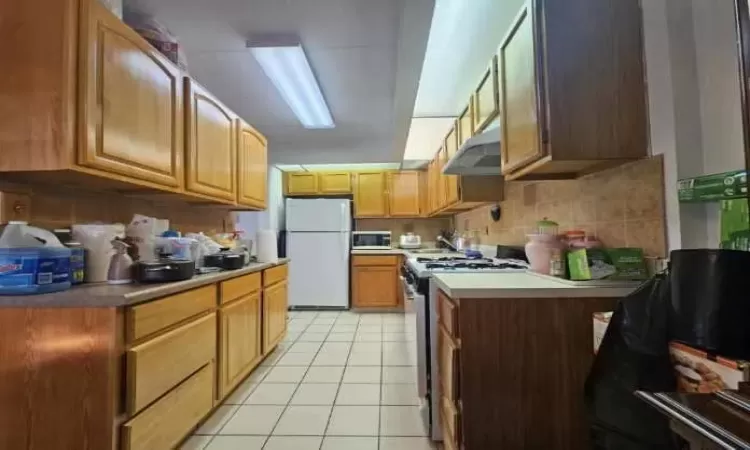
[133,258,194,282]
[525,233,563,274]
[54,229,85,285]
[203,250,245,270]
[107,239,133,284]
[535,218,559,236]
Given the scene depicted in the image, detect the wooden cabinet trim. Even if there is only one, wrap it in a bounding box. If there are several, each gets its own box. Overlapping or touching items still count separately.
[352,255,400,266]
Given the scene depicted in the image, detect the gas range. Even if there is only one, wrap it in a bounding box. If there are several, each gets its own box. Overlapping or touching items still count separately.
[407,256,528,278]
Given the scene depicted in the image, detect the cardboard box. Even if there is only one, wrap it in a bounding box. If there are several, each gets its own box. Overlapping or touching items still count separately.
[670,342,750,392]
[593,311,613,353]
[568,248,648,281]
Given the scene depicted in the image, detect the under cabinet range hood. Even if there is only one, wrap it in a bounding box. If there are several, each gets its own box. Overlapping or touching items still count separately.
[442,123,501,175]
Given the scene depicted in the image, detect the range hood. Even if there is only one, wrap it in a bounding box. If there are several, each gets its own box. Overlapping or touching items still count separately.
[442,122,501,175]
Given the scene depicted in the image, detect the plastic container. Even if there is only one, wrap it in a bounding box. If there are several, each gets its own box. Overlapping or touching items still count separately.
[0,222,72,295]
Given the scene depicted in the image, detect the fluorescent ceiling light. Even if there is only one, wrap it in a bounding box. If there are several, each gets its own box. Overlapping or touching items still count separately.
[248,38,334,129]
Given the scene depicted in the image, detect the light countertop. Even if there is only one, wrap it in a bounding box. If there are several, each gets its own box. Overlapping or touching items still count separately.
[0,258,290,308]
[432,271,642,299]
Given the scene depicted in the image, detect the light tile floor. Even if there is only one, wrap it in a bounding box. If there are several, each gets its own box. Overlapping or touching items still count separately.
[181,311,438,450]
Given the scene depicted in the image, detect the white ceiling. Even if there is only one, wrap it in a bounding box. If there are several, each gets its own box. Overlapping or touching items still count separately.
[124,0,435,164]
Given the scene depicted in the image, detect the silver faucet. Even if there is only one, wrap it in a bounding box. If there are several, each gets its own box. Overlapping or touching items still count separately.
[437,235,458,252]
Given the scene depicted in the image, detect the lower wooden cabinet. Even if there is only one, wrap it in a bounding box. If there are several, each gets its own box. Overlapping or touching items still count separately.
[263,280,288,354]
[121,363,215,450]
[219,293,262,398]
[351,255,400,308]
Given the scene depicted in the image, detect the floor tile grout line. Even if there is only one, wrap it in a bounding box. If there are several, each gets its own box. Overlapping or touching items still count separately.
[319,321,356,449]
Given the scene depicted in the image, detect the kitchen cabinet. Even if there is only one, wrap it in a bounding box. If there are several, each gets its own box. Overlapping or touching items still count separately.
[458,99,474,146]
[498,0,647,180]
[444,130,461,207]
[286,172,319,195]
[0,0,190,195]
[473,56,500,132]
[237,121,267,209]
[284,172,352,195]
[219,293,262,398]
[353,171,388,218]
[185,78,237,203]
[263,280,288,354]
[351,256,400,308]
[318,172,352,194]
[388,171,421,217]
[435,288,618,449]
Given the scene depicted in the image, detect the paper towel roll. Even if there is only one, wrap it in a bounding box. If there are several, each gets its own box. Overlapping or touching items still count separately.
[256,230,278,263]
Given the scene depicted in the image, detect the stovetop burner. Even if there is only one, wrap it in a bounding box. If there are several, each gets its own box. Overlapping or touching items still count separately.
[416,256,490,263]
[424,261,526,270]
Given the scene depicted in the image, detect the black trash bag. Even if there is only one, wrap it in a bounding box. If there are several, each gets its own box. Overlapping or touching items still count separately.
[585,274,678,450]
[669,249,750,360]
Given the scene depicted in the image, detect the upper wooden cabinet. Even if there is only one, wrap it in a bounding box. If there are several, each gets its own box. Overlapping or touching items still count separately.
[457,99,474,146]
[388,172,421,217]
[237,121,267,209]
[498,0,647,180]
[185,79,237,203]
[284,172,351,195]
[318,172,352,194]
[445,125,459,160]
[473,56,500,132]
[79,0,184,189]
[353,172,388,218]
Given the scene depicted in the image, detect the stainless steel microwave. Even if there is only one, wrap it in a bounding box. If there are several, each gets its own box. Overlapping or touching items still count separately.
[352,231,392,249]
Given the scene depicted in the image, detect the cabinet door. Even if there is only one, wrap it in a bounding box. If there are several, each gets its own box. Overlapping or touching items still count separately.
[263,281,288,354]
[219,294,262,398]
[79,0,183,188]
[474,56,500,132]
[286,173,318,195]
[458,100,474,146]
[499,5,543,175]
[388,172,421,217]
[353,172,387,217]
[445,125,459,160]
[237,121,267,209]
[444,130,461,206]
[352,266,399,308]
[437,147,450,209]
[318,172,352,194]
[185,79,237,202]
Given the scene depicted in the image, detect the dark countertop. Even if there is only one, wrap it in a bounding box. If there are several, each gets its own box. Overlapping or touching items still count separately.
[0,258,290,308]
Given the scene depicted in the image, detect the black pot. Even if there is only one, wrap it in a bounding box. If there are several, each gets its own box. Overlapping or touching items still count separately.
[203,252,245,270]
[134,259,195,283]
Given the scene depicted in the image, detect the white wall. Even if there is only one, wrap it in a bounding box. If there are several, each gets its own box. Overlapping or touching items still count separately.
[644,0,746,250]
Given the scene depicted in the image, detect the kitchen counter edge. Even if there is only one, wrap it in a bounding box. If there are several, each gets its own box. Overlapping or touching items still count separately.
[351,249,408,255]
[432,272,641,299]
[0,258,291,308]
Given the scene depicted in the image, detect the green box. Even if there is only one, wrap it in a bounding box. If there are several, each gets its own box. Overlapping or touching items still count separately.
[567,248,648,281]
[678,170,747,203]
[720,198,750,251]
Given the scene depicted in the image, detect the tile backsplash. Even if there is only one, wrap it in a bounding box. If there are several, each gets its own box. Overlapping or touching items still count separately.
[454,156,667,257]
[356,218,452,246]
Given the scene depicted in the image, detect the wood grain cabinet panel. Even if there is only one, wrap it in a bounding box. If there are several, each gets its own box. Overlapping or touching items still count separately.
[185,78,237,203]
[438,324,459,404]
[126,285,216,342]
[237,121,267,209]
[352,266,399,308]
[126,312,216,415]
[388,171,421,217]
[286,173,318,195]
[499,6,543,176]
[122,362,214,450]
[79,0,183,188]
[458,100,474,146]
[219,293,262,398]
[220,272,261,305]
[263,281,288,354]
[318,172,352,194]
[353,172,388,217]
[474,56,500,132]
[263,264,288,287]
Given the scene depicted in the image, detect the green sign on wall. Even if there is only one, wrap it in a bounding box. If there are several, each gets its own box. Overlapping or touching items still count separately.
[678,170,747,202]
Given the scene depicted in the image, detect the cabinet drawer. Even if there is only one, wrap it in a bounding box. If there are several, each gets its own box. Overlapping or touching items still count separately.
[438,290,459,338]
[264,264,288,287]
[122,362,214,450]
[220,272,261,304]
[441,396,461,446]
[126,285,216,342]
[127,313,216,415]
[438,324,460,403]
[352,255,399,266]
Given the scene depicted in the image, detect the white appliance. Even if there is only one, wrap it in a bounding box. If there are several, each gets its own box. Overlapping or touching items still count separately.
[398,233,422,249]
[286,198,351,309]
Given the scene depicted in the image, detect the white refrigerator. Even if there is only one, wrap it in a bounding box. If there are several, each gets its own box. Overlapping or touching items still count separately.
[285,198,351,309]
